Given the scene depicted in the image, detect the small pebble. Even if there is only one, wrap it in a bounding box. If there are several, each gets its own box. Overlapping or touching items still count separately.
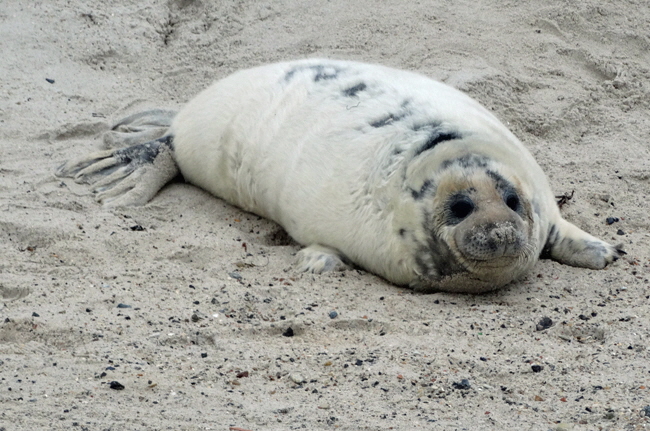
[536,316,553,331]
[328,311,338,319]
[605,217,619,225]
[452,379,471,390]
[31,312,40,317]
[616,229,625,235]
[228,272,242,280]
[129,225,145,231]
[116,303,131,309]
[531,365,543,373]
[282,327,294,337]
[109,381,125,390]
[290,374,305,384]
[45,78,55,84]
[642,406,650,417]
[201,353,207,358]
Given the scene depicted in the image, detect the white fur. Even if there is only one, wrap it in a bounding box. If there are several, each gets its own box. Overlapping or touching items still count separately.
[171,59,565,289]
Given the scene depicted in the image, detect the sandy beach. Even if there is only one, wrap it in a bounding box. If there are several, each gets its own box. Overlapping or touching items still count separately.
[1,1,649,429]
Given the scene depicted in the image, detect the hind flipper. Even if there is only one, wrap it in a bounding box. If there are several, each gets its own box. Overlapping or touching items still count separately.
[56,136,178,206]
[103,109,177,149]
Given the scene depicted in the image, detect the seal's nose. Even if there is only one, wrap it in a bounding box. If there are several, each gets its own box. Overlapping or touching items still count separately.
[488,222,524,257]
[461,221,525,260]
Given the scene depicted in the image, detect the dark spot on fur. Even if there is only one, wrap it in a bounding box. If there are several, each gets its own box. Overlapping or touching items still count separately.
[411,179,434,200]
[415,130,461,157]
[416,232,464,279]
[370,100,411,128]
[486,170,511,190]
[343,82,367,97]
[314,66,340,81]
[371,112,406,128]
[440,154,490,170]
[540,224,559,258]
[284,64,342,83]
[412,121,441,132]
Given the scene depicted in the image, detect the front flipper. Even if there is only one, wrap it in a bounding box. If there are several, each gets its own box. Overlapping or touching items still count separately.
[56,136,178,207]
[295,244,351,273]
[543,218,624,269]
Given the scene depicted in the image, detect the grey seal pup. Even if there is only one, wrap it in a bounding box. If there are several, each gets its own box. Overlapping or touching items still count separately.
[56,59,623,293]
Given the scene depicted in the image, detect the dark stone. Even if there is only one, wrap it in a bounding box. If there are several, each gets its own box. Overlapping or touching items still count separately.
[109,381,125,390]
[452,379,471,390]
[536,317,553,331]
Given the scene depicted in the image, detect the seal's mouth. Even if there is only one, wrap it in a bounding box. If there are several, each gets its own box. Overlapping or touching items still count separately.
[410,239,534,294]
[457,236,536,273]
[434,228,536,293]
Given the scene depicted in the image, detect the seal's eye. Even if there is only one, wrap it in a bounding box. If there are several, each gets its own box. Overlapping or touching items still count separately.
[450,197,475,220]
[505,192,520,212]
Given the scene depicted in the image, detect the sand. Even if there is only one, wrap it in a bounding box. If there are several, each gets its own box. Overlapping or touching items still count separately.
[1,0,649,429]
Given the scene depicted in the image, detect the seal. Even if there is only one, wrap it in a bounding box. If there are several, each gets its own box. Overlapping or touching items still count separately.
[56,59,623,293]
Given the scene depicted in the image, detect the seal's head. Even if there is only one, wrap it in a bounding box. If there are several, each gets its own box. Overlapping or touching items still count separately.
[408,154,538,293]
